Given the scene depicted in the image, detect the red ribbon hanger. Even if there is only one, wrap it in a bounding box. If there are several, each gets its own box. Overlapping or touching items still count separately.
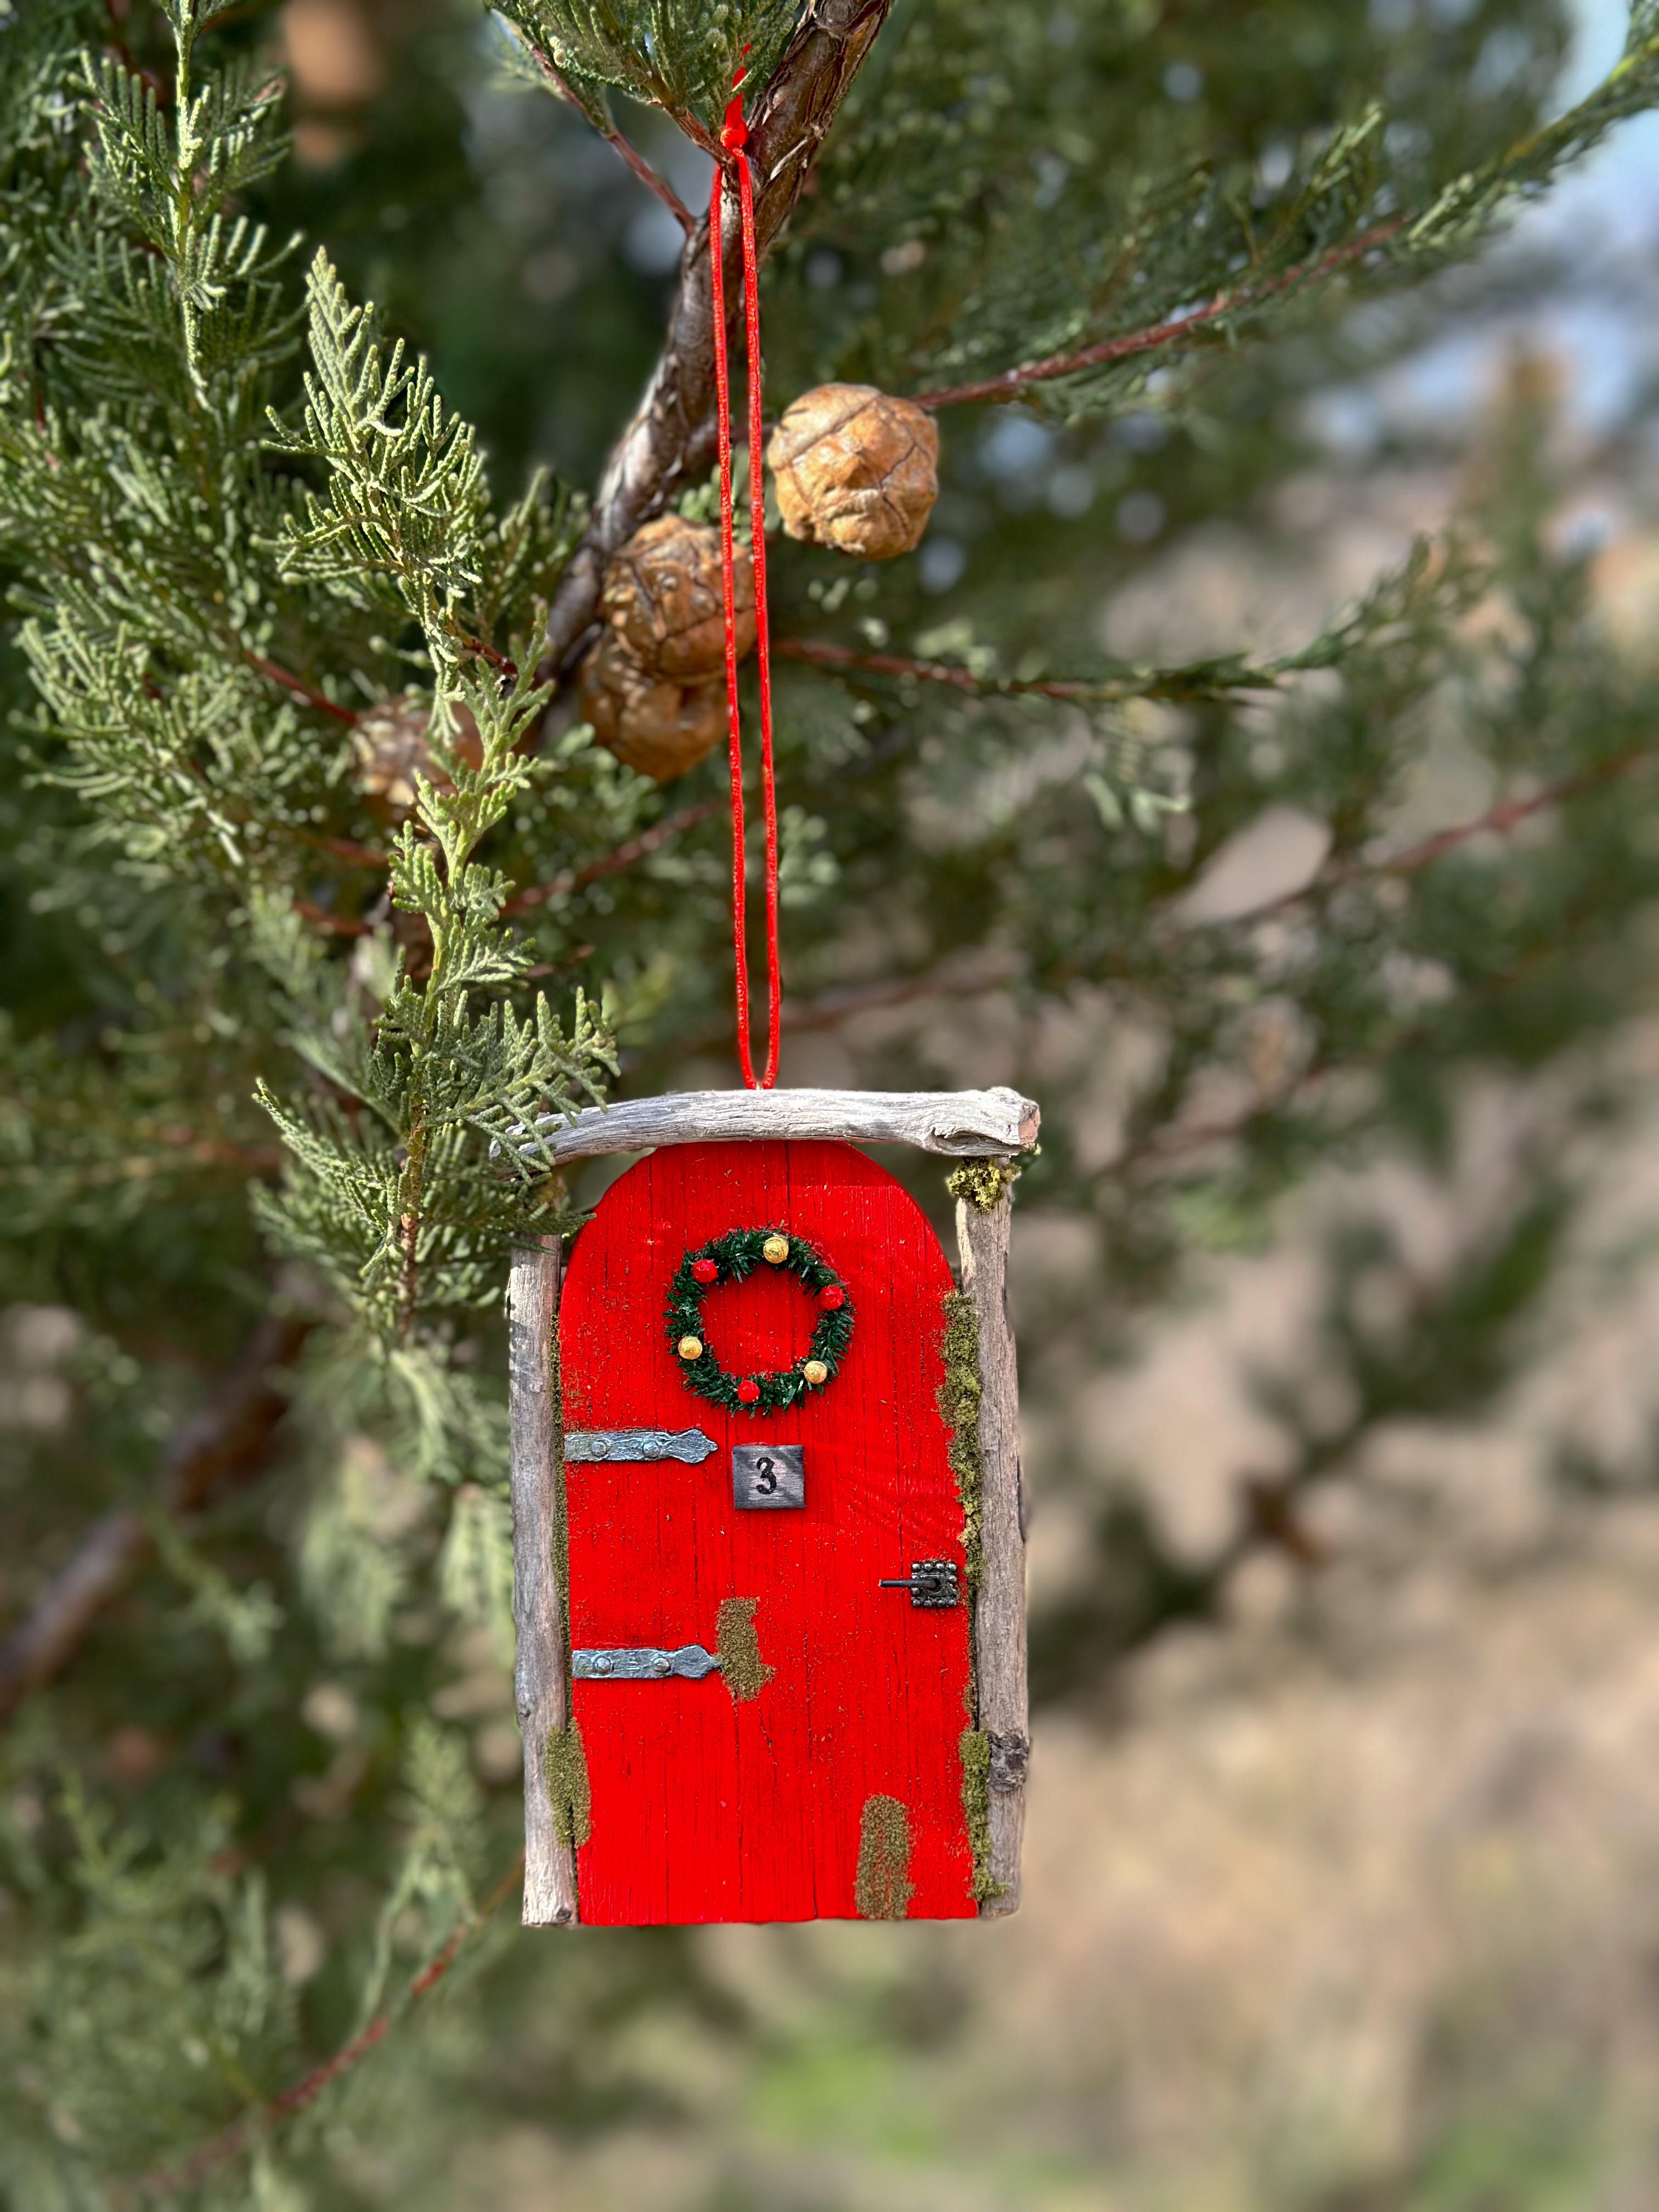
[709,65,782,1091]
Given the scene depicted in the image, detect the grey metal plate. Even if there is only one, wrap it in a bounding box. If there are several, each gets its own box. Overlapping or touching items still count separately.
[731,1444,805,1511]
[563,1427,716,1464]
[572,1644,722,1680]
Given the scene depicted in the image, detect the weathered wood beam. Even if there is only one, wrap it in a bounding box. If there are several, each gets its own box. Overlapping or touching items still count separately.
[956,1184,1028,1917]
[508,1086,1039,1167]
[509,1235,579,1928]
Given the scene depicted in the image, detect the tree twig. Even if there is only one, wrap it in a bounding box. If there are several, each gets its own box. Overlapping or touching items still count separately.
[502,797,723,914]
[776,635,1294,703]
[0,1301,315,1723]
[129,1849,527,2204]
[909,221,1403,411]
[243,651,359,725]
[521,43,695,231]
[1231,740,1658,929]
[294,899,374,938]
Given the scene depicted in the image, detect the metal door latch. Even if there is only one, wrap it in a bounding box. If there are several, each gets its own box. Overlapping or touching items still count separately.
[879,1560,959,1609]
[572,1644,721,1680]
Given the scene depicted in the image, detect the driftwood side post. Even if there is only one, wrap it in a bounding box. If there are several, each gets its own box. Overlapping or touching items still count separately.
[957,1180,1029,1917]
[509,1234,578,1928]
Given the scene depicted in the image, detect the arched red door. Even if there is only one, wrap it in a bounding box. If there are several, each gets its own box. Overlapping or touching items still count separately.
[560,1138,978,1924]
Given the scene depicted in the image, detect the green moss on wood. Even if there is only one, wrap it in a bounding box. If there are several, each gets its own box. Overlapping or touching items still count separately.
[939,1290,983,1591]
[855,1794,914,1920]
[715,1596,774,1702]
[946,1159,1019,1214]
[960,1729,1002,1904]
[550,1306,569,1626]
[544,1719,591,1848]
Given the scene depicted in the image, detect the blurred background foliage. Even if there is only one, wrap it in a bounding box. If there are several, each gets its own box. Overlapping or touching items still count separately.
[7,0,1659,2203]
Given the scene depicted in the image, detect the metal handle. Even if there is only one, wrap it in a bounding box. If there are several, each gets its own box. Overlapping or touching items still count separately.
[878,1560,959,1609]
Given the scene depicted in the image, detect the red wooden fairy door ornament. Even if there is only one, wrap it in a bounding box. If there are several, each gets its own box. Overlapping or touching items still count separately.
[559,1136,978,1924]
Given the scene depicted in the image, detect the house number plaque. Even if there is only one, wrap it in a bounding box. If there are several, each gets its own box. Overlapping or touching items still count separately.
[731,1444,805,1511]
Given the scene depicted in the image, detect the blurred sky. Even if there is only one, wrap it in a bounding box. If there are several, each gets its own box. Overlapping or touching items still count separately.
[1318,0,1659,450]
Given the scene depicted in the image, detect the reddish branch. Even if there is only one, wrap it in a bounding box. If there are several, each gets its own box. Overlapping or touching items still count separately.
[294,898,374,938]
[0,1301,314,1723]
[778,636,1098,699]
[521,45,694,231]
[776,635,1288,703]
[1113,746,1659,1180]
[131,1850,528,2204]
[909,221,1404,410]
[244,651,359,725]
[503,798,723,914]
[1244,741,1658,928]
[1341,744,1655,884]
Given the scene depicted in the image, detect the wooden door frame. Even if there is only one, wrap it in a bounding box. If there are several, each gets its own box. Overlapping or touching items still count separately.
[506,1086,1036,1928]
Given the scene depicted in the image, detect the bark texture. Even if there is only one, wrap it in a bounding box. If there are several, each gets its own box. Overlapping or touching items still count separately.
[509,1235,580,1927]
[507,1085,1040,1165]
[956,1184,1028,1916]
[0,1301,314,1723]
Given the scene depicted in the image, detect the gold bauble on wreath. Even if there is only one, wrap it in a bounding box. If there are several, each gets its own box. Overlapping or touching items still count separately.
[351,694,483,823]
[576,629,726,785]
[601,512,756,680]
[766,383,939,561]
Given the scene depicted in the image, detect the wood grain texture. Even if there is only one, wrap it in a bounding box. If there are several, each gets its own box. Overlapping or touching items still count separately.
[559,1141,977,1924]
[956,1187,1028,1917]
[509,1086,1039,1168]
[509,1236,579,1928]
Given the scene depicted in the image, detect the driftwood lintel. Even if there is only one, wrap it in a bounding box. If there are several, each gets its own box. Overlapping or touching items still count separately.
[506,1085,1039,1168]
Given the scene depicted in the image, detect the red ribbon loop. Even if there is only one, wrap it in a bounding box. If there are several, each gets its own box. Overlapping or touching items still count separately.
[709,70,781,1092]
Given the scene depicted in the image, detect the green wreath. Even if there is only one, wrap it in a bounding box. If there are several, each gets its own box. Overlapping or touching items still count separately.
[664,1227,855,1415]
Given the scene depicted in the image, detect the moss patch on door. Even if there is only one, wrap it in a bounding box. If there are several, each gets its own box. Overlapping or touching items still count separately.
[855,1794,915,1920]
[715,1595,775,1701]
[544,1719,591,1847]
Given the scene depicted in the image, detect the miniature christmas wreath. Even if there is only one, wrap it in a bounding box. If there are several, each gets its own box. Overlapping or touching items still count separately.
[665,1227,854,1415]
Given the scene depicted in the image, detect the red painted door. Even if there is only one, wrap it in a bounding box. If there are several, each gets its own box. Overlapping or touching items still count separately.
[560,1138,977,1924]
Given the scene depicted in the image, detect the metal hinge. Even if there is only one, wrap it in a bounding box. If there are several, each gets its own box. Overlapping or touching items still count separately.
[572,1644,722,1680]
[878,1560,960,1609]
[563,1427,716,1464]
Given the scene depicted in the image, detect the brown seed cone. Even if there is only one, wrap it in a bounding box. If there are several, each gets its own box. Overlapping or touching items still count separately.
[577,631,726,784]
[600,512,755,680]
[767,383,940,561]
[351,695,483,822]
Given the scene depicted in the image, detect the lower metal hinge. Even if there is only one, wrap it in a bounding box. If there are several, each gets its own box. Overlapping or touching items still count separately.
[572,1644,721,1680]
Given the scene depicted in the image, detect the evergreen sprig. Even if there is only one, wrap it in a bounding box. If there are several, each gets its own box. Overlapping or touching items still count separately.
[494,0,802,139]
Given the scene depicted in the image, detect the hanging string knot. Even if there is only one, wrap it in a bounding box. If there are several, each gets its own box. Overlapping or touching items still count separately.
[720,115,748,152]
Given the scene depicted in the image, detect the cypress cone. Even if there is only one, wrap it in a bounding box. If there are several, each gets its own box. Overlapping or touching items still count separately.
[576,629,726,783]
[600,512,755,679]
[351,695,483,822]
[767,382,940,560]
